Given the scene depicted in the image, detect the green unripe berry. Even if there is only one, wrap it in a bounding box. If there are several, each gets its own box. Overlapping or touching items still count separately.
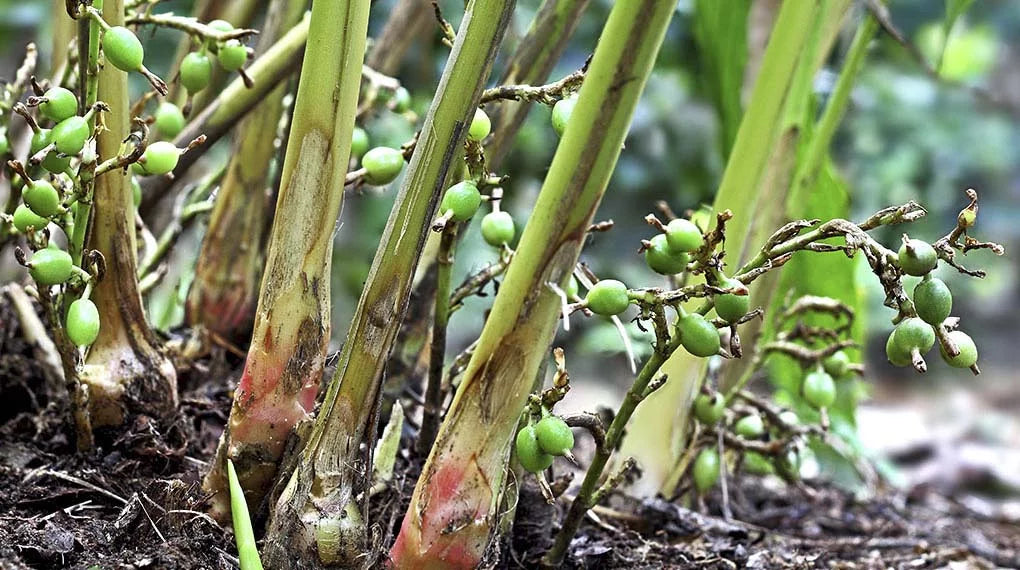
[564,275,579,299]
[440,181,482,222]
[913,277,952,326]
[467,108,491,142]
[677,312,721,357]
[692,448,720,493]
[535,416,574,456]
[551,96,576,137]
[24,180,61,217]
[39,87,78,122]
[180,51,213,92]
[217,39,247,71]
[958,208,977,229]
[52,116,89,156]
[102,26,144,72]
[939,330,978,368]
[154,102,186,139]
[898,238,938,276]
[12,204,48,233]
[351,126,369,159]
[891,317,935,353]
[29,246,73,285]
[585,279,630,316]
[743,451,775,475]
[480,211,515,247]
[515,425,554,473]
[693,392,725,424]
[714,277,749,323]
[0,127,9,155]
[644,234,689,275]
[885,331,912,367]
[30,128,52,155]
[392,87,412,113]
[665,218,704,253]
[139,141,180,175]
[207,19,234,33]
[42,151,71,174]
[66,298,100,346]
[802,369,836,409]
[822,350,851,378]
[362,146,404,185]
[734,413,765,438]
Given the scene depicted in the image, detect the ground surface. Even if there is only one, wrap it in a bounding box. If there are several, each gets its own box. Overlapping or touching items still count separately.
[1,298,1019,569]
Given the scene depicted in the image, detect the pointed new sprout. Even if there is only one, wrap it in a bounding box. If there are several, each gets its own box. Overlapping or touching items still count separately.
[227,460,264,570]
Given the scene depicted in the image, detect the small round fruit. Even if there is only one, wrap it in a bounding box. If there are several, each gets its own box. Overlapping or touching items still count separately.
[913,277,952,326]
[822,350,851,377]
[52,115,89,155]
[585,279,630,316]
[66,298,100,346]
[351,126,369,159]
[692,448,720,493]
[362,146,404,185]
[734,414,765,438]
[939,330,978,368]
[551,96,576,137]
[564,275,579,299]
[677,312,721,357]
[0,127,9,155]
[39,87,78,122]
[535,416,574,456]
[139,141,180,175]
[468,108,491,142]
[30,128,52,155]
[958,208,977,229]
[392,87,412,113]
[180,51,213,92]
[24,180,61,217]
[103,26,144,72]
[440,181,482,222]
[693,392,725,425]
[885,331,912,367]
[802,369,836,408]
[714,278,749,323]
[481,211,515,246]
[207,19,234,33]
[41,151,71,174]
[12,204,48,233]
[898,238,938,276]
[743,451,775,475]
[217,39,248,71]
[29,247,73,285]
[891,317,935,353]
[645,234,689,275]
[515,425,554,473]
[154,102,186,138]
[665,218,704,253]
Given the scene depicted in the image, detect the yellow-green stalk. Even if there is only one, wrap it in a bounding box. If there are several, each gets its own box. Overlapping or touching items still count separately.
[201,0,369,521]
[390,2,675,568]
[185,0,305,342]
[264,2,516,566]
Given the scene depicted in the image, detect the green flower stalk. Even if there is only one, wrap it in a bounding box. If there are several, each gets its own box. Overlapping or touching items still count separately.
[185,0,306,342]
[390,2,675,568]
[264,2,515,566]
[201,0,369,520]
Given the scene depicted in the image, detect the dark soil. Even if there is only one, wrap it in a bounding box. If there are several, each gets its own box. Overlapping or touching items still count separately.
[2,297,1019,569]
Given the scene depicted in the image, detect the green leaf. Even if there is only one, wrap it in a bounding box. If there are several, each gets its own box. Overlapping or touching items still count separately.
[693,0,751,158]
[945,0,977,33]
[227,459,264,570]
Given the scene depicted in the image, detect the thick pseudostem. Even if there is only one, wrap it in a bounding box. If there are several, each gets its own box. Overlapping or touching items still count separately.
[202,0,369,523]
[389,2,676,569]
[80,0,177,430]
[264,3,516,568]
[185,0,306,343]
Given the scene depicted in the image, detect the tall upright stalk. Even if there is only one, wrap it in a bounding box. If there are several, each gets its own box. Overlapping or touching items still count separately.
[80,0,178,429]
[390,2,675,568]
[185,0,305,343]
[202,0,370,520]
[265,2,515,566]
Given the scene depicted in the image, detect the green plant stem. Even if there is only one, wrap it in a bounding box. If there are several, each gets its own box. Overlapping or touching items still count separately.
[81,0,178,431]
[185,0,305,342]
[390,3,675,569]
[69,0,104,267]
[201,0,370,524]
[227,460,264,570]
[267,3,516,567]
[416,227,456,455]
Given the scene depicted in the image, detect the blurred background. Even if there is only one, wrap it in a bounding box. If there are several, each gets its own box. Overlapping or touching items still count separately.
[1,0,1017,513]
